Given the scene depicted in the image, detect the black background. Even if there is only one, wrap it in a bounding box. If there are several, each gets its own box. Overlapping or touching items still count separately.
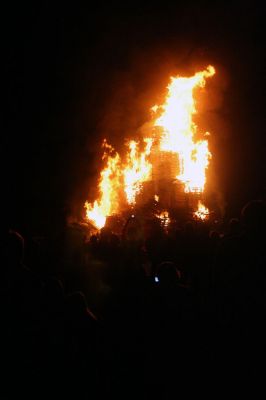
[3,1,266,234]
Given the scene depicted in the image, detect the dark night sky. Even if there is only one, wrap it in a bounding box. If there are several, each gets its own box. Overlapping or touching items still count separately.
[3,1,266,233]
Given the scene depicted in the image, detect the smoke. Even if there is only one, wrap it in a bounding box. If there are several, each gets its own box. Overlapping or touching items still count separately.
[196,63,231,217]
[62,4,238,222]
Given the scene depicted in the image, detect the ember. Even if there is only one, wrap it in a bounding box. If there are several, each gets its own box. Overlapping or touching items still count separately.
[193,200,210,220]
[157,211,171,228]
[85,66,215,228]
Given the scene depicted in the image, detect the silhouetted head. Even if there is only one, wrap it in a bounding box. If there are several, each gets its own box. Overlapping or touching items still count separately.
[184,221,194,235]
[209,230,220,241]
[156,261,181,287]
[66,291,97,322]
[228,217,241,236]
[100,226,112,242]
[89,234,98,245]
[43,277,65,312]
[6,230,24,265]
[241,200,266,234]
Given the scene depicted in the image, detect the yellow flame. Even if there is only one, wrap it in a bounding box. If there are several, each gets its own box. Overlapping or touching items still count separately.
[123,138,153,205]
[154,195,159,202]
[85,140,121,229]
[151,105,159,113]
[85,66,215,228]
[157,210,170,227]
[154,65,215,193]
[194,200,209,220]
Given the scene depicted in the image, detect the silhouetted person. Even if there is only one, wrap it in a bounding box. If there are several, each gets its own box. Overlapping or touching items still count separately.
[64,291,103,395]
[2,230,43,324]
[1,230,43,396]
[240,200,266,313]
[228,217,242,237]
[212,200,266,386]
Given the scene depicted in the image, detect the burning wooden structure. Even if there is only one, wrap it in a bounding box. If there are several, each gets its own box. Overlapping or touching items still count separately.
[84,66,216,230]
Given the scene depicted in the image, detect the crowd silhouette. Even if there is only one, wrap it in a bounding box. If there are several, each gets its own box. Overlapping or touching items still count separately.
[1,199,265,398]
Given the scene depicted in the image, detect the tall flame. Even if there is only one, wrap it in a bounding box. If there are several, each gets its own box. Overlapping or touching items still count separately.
[123,138,153,205]
[85,140,121,229]
[154,65,215,192]
[85,66,215,229]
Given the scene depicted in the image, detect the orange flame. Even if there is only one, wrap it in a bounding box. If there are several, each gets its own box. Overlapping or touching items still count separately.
[194,200,209,220]
[85,66,215,229]
[123,138,153,205]
[85,140,122,229]
[157,210,170,227]
[154,65,215,192]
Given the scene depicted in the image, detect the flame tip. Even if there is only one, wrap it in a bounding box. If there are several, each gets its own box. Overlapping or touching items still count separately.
[85,66,215,228]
